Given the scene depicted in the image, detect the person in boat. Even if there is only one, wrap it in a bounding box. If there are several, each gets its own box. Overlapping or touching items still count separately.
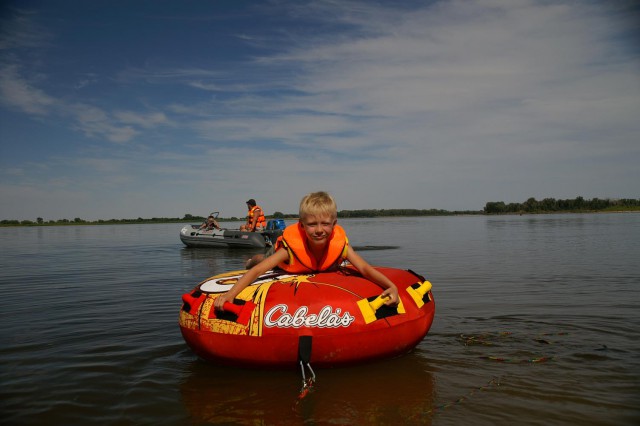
[240,198,266,232]
[199,215,221,231]
[214,191,399,310]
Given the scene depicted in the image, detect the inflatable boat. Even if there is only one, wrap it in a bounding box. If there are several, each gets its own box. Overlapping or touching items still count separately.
[180,219,285,249]
[179,266,435,368]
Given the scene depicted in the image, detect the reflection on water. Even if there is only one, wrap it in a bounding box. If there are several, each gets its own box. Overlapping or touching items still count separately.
[181,354,435,425]
[179,246,264,277]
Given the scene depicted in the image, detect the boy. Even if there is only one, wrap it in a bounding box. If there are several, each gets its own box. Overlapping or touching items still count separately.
[214,191,398,310]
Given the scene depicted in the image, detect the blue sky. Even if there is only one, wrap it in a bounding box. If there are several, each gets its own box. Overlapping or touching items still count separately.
[1,0,638,221]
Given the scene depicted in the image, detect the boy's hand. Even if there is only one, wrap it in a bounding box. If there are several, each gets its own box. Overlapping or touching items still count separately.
[214,293,232,310]
[381,286,399,306]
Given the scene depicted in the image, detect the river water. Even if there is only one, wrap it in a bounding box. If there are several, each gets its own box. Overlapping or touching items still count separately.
[1,214,639,425]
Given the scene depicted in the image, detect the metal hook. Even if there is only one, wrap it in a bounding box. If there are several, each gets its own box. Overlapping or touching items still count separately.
[297,361,316,400]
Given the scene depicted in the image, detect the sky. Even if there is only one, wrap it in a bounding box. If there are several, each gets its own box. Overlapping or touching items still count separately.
[1,0,639,221]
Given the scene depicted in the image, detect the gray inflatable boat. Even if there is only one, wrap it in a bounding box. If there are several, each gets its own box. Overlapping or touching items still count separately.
[179,219,285,248]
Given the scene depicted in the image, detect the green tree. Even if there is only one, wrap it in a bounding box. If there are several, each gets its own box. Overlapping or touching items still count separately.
[523,197,538,212]
[484,201,506,214]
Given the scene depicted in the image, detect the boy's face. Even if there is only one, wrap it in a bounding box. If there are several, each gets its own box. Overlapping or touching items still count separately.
[300,213,336,248]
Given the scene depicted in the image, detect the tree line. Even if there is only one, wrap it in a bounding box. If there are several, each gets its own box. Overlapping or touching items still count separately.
[483,197,640,214]
[336,208,480,218]
[0,214,230,227]
[271,209,479,219]
[2,196,638,226]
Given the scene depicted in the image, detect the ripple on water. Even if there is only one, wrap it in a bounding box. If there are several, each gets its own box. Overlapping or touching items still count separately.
[1,217,639,425]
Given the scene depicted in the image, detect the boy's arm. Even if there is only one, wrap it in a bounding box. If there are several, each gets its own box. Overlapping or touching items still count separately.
[346,246,399,306]
[213,249,289,310]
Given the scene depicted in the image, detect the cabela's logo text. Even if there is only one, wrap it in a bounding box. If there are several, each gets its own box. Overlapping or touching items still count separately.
[264,304,355,328]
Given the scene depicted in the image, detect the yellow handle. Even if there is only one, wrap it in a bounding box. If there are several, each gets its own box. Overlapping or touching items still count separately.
[369,295,387,310]
[416,281,432,295]
[407,281,432,308]
[356,292,406,323]
[357,294,388,324]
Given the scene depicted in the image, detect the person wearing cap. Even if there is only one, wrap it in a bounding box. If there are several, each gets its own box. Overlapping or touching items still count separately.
[240,198,266,232]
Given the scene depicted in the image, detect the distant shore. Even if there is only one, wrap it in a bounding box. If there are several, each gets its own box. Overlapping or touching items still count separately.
[3,196,639,227]
[2,208,638,227]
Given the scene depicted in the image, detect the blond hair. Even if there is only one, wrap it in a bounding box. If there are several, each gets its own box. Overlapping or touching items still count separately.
[299,191,337,220]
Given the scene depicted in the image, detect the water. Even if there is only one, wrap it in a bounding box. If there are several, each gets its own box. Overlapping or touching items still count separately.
[1,214,639,425]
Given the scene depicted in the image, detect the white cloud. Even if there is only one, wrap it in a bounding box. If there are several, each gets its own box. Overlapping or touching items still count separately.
[67,103,139,143]
[0,8,51,50]
[114,111,170,128]
[0,64,56,114]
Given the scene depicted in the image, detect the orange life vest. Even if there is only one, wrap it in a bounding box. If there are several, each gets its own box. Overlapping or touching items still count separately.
[248,205,266,229]
[276,223,349,273]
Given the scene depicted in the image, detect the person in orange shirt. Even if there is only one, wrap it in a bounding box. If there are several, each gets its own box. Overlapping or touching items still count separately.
[214,191,398,310]
[240,198,266,232]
